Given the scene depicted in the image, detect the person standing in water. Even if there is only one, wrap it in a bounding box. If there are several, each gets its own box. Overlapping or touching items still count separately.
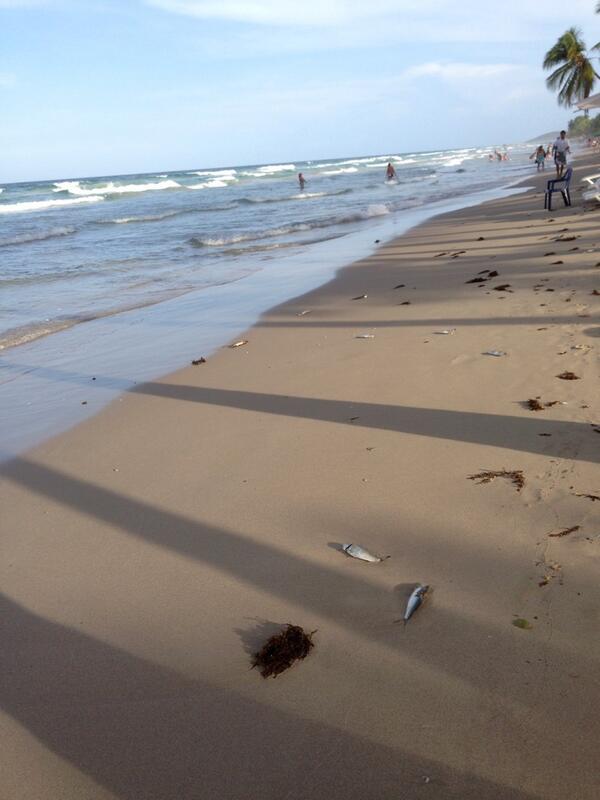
[298,172,306,191]
[386,162,397,180]
[552,131,570,178]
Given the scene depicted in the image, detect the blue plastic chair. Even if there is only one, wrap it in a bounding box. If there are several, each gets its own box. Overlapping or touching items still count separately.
[544,167,573,211]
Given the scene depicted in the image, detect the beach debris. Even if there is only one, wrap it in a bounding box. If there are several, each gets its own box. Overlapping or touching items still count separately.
[483,350,507,357]
[349,416,360,422]
[488,270,499,278]
[574,492,600,502]
[81,400,88,405]
[450,251,466,259]
[545,288,555,292]
[551,260,564,265]
[553,235,578,242]
[493,284,512,291]
[399,301,412,305]
[526,398,544,411]
[296,309,312,316]
[477,236,485,241]
[374,239,380,243]
[544,252,556,256]
[571,344,589,350]
[549,525,580,538]
[468,469,525,491]
[433,251,449,258]
[512,618,532,630]
[352,294,368,300]
[191,357,206,365]
[229,340,248,348]
[538,433,552,437]
[544,400,565,407]
[342,543,389,563]
[556,371,580,380]
[252,624,315,678]
[434,328,456,335]
[393,284,406,289]
[355,334,375,339]
[537,560,562,587]
[403,584,430,623]
[466,277,487,284]
[592,289,600,296]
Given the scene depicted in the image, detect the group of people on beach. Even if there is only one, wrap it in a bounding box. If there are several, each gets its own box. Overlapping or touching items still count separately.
[529,130,570,178]
[298,162,398,191]
[489,150,509,162]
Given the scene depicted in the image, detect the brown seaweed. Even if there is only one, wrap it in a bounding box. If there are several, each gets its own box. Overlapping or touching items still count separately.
[548,525,580,538]
[466,277,487,284]
[556,372,580,380]
[252,624,315,678]
[574,493,600,502]
[493,284,512,291]
[191,357,206,365]
[468,469,525,491]
[526,398,544,411]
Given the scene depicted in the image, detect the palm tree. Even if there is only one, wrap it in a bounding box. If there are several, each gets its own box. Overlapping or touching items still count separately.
[543,27,599,107]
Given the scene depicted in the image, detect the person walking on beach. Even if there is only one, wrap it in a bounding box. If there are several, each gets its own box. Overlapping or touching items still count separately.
[386,162,397,181]
[552,131,570,178]
[530,145,546,171]
[298,172,306,191]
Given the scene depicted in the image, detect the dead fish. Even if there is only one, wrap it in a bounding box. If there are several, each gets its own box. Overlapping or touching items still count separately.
[434,328,456,335]
[404,584,430,622]
[351,294,367,300]
[355,334,375,339]
[229,340,248,348]
[483,350,507,357]
[342,544,388,563]
[296,309,312,316]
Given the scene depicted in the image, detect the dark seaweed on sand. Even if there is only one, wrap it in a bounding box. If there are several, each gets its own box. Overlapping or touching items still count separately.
[252,624,315,678]
[527,398,544,411]
[468,470,525,491]
[549,525,580,538]
[557,371,580,380]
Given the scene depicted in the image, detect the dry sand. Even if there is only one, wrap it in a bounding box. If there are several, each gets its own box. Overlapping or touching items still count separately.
[1,154,599,800]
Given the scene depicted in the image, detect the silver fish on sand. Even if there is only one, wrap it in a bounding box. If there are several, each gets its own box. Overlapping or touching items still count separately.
[342,544,388,563]
[483,350,506,357]
[355,334,375,339]
[229,339,248,348]
[404,584,430,622]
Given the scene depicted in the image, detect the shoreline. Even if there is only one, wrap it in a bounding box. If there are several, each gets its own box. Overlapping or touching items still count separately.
[1,152,598,799]
[0,176,531,459]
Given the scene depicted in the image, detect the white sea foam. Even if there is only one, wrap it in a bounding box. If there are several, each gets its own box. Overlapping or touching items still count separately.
[53,179,181,196]
[256,164,296,174]
[190,169,237,178]
[187,179,230,189]
[0,226,76,247]
[111,211,182,224]
[191,204,390,247]
[322,167,358,175]
[0,196,103,215]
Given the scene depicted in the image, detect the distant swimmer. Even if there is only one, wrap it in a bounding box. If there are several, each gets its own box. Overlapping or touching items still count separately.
[298,172,306,191]
[386,162,397,180]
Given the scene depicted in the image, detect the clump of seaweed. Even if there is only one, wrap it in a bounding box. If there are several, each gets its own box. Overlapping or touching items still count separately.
[252,624,315,678]
[468,469,525,492]
[548,525,580,539]
[526,398,544,411]
[556,371,580,380]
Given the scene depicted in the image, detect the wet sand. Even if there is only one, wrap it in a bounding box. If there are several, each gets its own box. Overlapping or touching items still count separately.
[1,153,599,799]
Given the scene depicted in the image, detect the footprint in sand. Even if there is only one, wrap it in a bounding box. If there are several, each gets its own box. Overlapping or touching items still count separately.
[450,354,472,366]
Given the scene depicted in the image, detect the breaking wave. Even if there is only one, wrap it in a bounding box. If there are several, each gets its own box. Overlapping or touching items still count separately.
[0,226,76,247]
[191,204,390,247]
[53,179,181,196]
[0,196,103,215]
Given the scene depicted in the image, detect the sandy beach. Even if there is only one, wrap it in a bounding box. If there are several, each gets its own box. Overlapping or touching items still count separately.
[1,153,599,800]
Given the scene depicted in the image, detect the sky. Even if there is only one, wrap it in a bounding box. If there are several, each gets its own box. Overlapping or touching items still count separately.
[1,0,599,182]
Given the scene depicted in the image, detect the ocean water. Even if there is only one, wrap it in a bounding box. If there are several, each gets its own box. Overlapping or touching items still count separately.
[0,144,534,455]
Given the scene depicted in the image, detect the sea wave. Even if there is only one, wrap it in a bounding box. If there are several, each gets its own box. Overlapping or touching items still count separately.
[187,179,231,189]
[256,163,296,174]
[190,169,237,178]
[237,187,352,205]
[0,196,103,215]
[53,179,181,196]
[322,167,358,175]
[0,226,76,247]
[191,204,389,247]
